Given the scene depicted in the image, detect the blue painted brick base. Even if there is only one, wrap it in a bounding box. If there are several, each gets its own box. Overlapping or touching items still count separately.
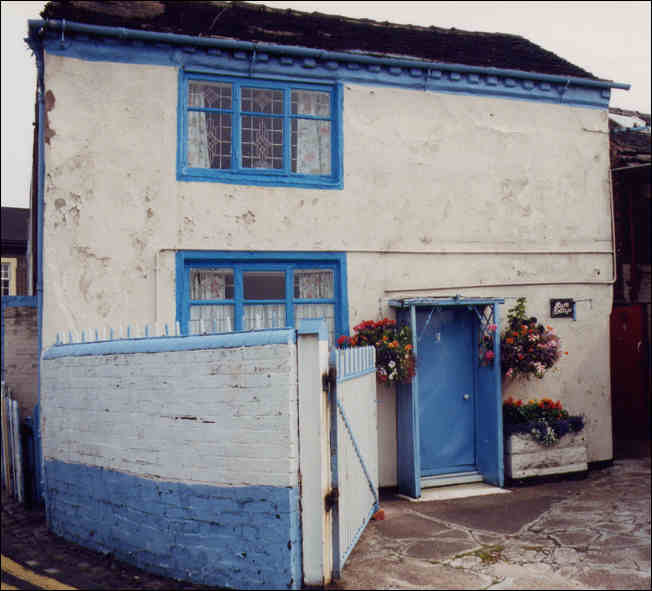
[44,460,302,589]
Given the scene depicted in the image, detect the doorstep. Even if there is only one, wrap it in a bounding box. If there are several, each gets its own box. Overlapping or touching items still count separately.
[397,482,511,502]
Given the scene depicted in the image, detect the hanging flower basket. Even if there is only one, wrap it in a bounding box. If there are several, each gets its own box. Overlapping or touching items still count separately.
[501,298,566,380]
[337,318,415,384]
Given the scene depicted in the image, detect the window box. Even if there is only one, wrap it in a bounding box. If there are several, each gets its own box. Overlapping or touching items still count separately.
[504,432,588,479]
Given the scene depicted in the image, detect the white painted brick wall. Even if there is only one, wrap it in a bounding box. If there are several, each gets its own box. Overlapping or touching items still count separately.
[41,343,299,487]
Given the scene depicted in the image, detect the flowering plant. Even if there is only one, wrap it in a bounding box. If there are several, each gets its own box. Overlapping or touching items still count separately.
[337,318,416,384]
[479,323,498,366]
[501,298,564,380]
[503,397,585,447]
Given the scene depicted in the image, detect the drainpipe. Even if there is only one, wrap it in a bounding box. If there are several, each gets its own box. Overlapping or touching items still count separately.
[26,27,46,515]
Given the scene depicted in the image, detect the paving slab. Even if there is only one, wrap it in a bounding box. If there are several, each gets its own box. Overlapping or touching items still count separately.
[333,457,651,590]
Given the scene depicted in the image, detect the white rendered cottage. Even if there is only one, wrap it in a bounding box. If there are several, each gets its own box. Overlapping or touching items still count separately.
[28,1,628,587]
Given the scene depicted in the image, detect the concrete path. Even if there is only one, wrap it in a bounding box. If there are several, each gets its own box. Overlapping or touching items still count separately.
[332,457,651,590]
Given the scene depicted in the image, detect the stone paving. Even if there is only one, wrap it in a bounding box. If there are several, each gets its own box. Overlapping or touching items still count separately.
[332,457,651,590]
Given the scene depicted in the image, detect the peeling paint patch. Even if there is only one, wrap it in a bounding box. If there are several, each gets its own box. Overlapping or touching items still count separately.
[44,89,56,144]
[239,210,256,225]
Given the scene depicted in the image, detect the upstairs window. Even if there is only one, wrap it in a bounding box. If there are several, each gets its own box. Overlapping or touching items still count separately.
[178,73,342,188]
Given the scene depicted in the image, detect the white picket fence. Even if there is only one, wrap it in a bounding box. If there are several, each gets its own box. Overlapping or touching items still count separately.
[1,382,24,502]
[55,322,183,345]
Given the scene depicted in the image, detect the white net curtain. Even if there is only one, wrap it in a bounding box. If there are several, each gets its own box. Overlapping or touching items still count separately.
[188,268,335,345]
[187,82,331,175]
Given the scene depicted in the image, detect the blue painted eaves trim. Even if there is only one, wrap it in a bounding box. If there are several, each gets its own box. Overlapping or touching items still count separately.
[1,296,38,308]
[43,328,296,359]
[28,19,628,109]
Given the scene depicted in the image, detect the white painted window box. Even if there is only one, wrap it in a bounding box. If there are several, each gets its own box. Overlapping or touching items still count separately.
[504,431,587,479]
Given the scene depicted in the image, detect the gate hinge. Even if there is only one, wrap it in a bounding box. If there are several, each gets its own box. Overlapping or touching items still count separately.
[322,366,336,391]
[324,487,339,512]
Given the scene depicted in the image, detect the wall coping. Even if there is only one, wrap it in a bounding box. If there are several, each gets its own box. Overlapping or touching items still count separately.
[42,328,296,359]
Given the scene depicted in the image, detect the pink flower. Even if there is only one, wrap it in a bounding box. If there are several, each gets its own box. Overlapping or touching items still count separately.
[485,350,495,361]
[487,324,497,333]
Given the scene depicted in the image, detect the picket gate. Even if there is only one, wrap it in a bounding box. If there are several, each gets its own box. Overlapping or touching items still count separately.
[330,346,379,576]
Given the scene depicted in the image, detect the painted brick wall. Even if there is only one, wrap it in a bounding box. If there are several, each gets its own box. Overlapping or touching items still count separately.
[2,305,39,418]
[41,331,302,589]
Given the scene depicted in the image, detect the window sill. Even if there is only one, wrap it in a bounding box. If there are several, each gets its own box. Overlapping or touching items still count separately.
[177,168,343,190]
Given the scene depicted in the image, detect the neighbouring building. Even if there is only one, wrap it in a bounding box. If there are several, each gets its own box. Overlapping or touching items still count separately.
[1,207,30,297]
[608,108,651,456]
[2,206,38,418]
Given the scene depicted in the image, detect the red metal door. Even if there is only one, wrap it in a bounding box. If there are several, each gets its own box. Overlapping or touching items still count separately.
[610,304,650,456]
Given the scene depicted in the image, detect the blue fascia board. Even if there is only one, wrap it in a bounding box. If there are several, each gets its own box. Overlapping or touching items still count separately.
[43,328,296,360]
[1,295,38,308]
[28,19,627,109]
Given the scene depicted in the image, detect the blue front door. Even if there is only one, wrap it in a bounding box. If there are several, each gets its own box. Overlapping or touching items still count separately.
[417,308,476,476]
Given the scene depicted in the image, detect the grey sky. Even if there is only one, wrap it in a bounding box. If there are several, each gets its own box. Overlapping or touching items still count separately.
[2,0,650,208]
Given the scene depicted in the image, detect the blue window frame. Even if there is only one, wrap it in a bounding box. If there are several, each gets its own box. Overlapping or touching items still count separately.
[177,72,343,189]
[176,251,349,345]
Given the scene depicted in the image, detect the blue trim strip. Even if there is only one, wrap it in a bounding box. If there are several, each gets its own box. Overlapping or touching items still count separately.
[494,303,504,487]
[42,328,296,359]
[1,296,38,308]
[410,304,421,498]
[28,20,626,110]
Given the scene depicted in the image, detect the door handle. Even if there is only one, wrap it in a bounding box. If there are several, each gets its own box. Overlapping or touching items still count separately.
[463,394,470,400]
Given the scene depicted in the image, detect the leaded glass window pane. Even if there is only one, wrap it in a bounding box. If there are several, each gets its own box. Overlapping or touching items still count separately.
[241,116,283,169]
[291,90,330,117]
[291,120,331,175]
[190,269,234,300]
[188,81,232,109]
[241,87,283,114]
[294,269,334,299]
[188,112,231,169]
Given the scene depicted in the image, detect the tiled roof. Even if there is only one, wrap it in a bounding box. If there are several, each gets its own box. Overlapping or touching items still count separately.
[41,1,599,80]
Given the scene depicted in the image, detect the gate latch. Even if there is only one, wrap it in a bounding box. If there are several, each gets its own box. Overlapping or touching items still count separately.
[325,487,339,512]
